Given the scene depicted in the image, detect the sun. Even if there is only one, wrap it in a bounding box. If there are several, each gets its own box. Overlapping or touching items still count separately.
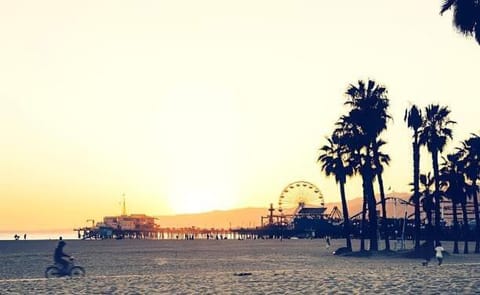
[158,83,241,215]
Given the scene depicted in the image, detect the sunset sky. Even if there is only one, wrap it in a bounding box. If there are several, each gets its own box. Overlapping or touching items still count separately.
[1,1,479,231]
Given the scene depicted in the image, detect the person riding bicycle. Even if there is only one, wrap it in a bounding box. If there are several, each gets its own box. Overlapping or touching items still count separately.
[54,240,71,274]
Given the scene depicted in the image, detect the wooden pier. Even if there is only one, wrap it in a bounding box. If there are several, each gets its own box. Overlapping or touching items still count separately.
[74,226,237,240]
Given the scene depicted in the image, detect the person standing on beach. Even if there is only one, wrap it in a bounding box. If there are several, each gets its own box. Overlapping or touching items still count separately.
[434,242,445,266]
[325,236,331,249]
[422,240,434,266]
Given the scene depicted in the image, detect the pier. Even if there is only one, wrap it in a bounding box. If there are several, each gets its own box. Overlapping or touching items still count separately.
[74,225,237,240]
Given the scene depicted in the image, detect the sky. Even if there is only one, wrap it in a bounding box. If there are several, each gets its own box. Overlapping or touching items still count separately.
[1,1,479,231]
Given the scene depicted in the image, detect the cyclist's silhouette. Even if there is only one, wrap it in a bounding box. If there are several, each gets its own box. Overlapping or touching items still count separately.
[54,240,71,274]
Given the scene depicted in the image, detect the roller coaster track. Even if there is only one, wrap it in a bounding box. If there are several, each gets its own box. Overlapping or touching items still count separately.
[342,196,479,224]
[348,196,414,220]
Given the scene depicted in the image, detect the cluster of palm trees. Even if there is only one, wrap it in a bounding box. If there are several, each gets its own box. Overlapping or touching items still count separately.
[438,134,480,253]
[318,79,391,252]
[318,79,480,254]
[405,105,480,254]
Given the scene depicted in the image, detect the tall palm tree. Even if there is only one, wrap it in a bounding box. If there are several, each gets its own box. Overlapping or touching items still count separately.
[459,133,480,253]
[404,105,423,251]
[452,155,471,254]
[336,114,375,252]
[451,151,471,254]
[440,153,465,254]
[334,117,368,251]
[342,79,391,251]
[318,132,354,251]
[440,0,480,45]
[372,139,391,251]
[419,104,456,244]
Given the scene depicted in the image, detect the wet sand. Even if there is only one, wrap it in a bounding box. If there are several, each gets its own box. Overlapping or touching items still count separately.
[1,239,479,294]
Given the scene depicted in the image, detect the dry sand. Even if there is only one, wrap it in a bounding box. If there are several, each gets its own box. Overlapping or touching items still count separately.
[1,239,480,294]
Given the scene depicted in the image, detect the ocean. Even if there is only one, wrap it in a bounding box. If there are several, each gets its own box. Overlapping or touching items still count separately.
[0,231,77,241]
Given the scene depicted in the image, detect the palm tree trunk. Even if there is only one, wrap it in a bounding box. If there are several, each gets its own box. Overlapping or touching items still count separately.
[363,167,378,251]
[377,172,390,251]
[413,139,421,251]
[426,199,433,231]
[461,201,469,254]
[472,182,480,253]
[368,181,378,251]
[452,201,459,254]
[339,180,352,251]
[361,196,367,251]
[432,150,442,244]
[425,194,434,246]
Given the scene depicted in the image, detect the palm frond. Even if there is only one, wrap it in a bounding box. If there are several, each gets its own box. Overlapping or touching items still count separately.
[476,22,480,44]
[440,0,456,15]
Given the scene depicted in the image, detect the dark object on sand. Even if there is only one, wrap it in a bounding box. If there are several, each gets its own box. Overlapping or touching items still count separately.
[333,247,351,255]
[234,272,252,276]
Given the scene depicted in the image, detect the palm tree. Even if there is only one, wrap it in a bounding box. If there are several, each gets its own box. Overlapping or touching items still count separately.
[372,139,391,251]
[334,117,368,251]
[459,133,480,253]
[318,132,354,251]
[440,0,480,45]
[342,79,391,251]
[404,105,423,251]
[453,155,471,254]
[336,115,375,252]
[451,151,471,254]
[440,153,464,254]
[419,104,456,244]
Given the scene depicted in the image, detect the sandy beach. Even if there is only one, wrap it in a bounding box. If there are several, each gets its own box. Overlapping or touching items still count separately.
[1,239,480,294]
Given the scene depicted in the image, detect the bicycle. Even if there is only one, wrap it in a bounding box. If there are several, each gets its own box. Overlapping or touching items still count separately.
[45,257,85,278]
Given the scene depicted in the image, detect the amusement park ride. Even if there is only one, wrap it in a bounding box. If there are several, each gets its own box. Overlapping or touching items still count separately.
[256,181,478,243]
[252,180,426,241]
[262,181,326,226]
[255,181,340,238]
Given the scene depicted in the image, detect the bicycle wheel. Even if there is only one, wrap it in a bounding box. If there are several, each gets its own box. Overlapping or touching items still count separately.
[70,266,85,277]
[45,266,61,278]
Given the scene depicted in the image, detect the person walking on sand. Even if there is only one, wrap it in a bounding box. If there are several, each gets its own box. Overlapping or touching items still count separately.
[435,242,445,266]
[325,236,331,249]
[422,240,434,266]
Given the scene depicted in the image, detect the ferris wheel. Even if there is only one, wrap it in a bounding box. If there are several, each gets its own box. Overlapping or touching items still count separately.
[278,181,324,213]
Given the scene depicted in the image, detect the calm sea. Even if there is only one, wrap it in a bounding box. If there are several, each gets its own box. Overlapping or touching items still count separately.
[0,231,77,241]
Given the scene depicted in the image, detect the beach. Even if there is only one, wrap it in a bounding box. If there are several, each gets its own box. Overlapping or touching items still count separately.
[1,239,480,294]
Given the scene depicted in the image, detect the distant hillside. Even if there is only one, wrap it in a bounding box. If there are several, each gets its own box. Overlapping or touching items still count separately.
[156,192,412,228]
[155,207,267,229]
